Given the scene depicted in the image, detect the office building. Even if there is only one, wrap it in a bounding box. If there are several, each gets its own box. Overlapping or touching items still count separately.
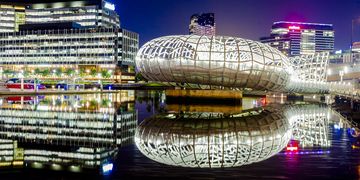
[329,50,360,64]
[260,21,334,56]
[119,29,139,83]
[0,0,119,32]
[26,0,120,29]
[352,42,360,52]
[189,13,215,36]
[0,26,118,67]
[0,4,25,32]
[0,0,138,83]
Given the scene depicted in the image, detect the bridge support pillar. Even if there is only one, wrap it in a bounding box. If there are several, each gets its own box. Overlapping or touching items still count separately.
[165,89,242,101]
[303,94,323,102]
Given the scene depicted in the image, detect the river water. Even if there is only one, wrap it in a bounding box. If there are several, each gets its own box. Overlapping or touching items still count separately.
[0,90,358,179]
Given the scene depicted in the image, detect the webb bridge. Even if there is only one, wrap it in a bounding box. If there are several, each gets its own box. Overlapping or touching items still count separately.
[135,35,354,96]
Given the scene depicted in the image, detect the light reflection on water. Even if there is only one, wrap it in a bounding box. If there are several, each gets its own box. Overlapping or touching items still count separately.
[0,91,137,177]
[0,90,358,179]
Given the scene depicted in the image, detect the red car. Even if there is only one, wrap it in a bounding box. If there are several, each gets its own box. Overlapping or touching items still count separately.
[5,78,46,92]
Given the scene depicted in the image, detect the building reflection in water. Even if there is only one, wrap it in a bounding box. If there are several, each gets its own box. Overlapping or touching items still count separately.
[135,96,346,168]
[0,91,137,174]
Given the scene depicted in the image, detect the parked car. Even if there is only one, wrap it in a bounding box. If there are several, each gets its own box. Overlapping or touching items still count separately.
[5,78,46,91]
[56,81,82,90]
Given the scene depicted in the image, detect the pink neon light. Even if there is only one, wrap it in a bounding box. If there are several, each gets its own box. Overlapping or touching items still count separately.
[288,25,300,30]
[286,140,299,152]
[286,146,298,151]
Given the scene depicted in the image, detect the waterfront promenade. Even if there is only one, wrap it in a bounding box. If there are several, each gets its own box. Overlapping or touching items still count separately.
[0,82,121,95]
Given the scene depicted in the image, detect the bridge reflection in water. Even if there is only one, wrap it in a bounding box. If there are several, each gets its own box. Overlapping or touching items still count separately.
[135,97,348,168]
[135,108,292,168]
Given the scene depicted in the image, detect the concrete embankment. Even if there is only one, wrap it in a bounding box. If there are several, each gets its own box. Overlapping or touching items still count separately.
[0,89,118,95]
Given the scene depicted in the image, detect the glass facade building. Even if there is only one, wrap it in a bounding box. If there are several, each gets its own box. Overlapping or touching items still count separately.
[0,27,118,66]
[0,4,26,32]
[260,21,334,57]
[119,29,139,82]
[0,0,138,82]
[26,0,120,29]
[189,13,216,36]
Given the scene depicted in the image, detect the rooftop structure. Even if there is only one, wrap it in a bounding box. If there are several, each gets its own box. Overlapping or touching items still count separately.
[0,0,119,32]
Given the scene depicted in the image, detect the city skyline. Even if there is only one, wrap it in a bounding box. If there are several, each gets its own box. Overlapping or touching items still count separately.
[117,0,360,50]
[1,1,360,179]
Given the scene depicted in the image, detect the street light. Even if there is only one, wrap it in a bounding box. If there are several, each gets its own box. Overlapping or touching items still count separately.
[18,72,24,91]
[339,70,344,82]
[327,69,332,75]
[97,73,102,91]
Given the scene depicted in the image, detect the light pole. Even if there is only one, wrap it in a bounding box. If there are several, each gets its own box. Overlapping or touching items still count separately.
[326,69,332,81]
[34,78,38,92]
[339,70,344,82]
[18,71,24,91]
[97,73,102,91]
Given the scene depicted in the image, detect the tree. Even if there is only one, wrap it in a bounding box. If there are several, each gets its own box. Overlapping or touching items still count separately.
[129,66,135,73]
[101,69,111,79]
[135,73,147,82]
[101,99,111,107]
[79,68,86,77]
[2,69,13,78]
[65,68,75,77]
[3,69,12,75]
[55,68,63,77]
[90,68,97,77]
[42,69,50,77]
[24,70,31,77]
[34,68,42,76]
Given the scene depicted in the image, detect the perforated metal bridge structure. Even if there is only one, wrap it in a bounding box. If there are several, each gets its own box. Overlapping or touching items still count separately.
[136,35,353,94]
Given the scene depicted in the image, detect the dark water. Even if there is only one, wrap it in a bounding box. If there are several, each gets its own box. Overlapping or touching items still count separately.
[0,90,359,179]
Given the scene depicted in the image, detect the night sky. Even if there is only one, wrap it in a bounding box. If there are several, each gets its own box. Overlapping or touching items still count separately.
[115,0,360,50]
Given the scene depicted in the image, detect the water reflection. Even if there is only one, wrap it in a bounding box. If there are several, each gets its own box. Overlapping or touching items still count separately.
[285,104,331,148]
[135,107,292,168]
[0,90,357,178]
[135,101,341,168]
[0,91,137,174]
